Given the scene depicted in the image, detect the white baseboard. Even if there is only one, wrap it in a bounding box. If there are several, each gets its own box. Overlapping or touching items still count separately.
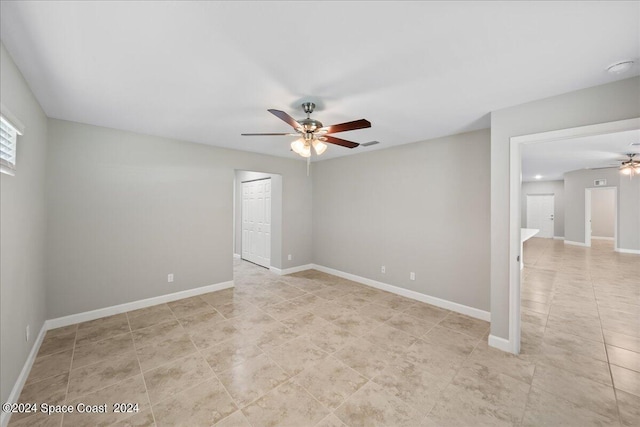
[488,334,512,353]
[592,236,614,241]
[615,248,640,255]
[553,236,564,240]
[564,240,588,247]
[1,324,47,427]
[233,253,241,259]
[46,280,234,330]
[310,264,490,322]
[269,264,314,276]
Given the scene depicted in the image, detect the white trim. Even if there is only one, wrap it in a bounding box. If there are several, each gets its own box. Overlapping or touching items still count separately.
[553,236,564,240]
[311,264,490,321]
[564,240,589,247]
[616,248,640,255]
[0,324,47,427]
[269,264,314,276]
[585,188,592,247]
[511,118,640,145]
[591,236,615,241]
[488,334,511,352]
[233,253,241,259]
[46,281,234,329]
[508,118,640,356]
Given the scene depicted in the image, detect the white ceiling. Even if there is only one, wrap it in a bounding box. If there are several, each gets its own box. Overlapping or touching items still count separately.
[1,2,638,161]
[522,129,640,182]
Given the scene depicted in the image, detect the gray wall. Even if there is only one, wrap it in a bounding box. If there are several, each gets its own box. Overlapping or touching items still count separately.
[313,129,490,312]
[521,180,565,238]
[564,168,640,249]
[591,187,616,238]
[234,170,283,268]
[491,76,640,340]
[564,168,619,243]
[618,169,640,250]
[0,44,49,404]
[45,119,312,318]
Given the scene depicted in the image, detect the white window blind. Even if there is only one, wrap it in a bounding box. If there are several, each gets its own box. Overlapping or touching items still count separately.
[0,115,21,176]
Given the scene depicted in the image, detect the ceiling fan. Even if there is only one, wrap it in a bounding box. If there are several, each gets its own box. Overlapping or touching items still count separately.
[242,102,373,158]
[592,153,640,178]
[619,153,640,177]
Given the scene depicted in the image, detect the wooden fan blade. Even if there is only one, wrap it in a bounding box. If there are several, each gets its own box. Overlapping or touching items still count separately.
[268,109,301,130]
[241,133,297,136]
[323,119,371,134]
[321,135,359,149]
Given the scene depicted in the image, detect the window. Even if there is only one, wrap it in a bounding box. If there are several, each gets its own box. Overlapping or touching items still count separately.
[0,115,22,176]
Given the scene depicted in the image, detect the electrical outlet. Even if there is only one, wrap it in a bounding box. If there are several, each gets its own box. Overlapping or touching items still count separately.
[381,265,386,274]
[168,274,174,283]
[288,254,292,261]
[26,325,30,342]
[410,272,415,281]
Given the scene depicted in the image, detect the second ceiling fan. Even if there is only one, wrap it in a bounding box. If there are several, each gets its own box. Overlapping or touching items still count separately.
[242,102,372,158]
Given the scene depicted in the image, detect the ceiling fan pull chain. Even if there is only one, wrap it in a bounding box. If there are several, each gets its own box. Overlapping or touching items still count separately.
[307,156,310,176]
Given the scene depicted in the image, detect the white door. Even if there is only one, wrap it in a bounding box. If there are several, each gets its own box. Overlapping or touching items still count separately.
[242,179,271,267]
[585,189,592,247]
[526,194,554,238]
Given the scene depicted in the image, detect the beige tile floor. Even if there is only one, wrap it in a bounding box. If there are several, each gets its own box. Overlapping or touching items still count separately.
[7,238,639,426]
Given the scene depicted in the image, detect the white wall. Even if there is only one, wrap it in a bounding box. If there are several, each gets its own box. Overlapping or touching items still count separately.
[0,43,49,404]
[591,187,616,238]
[313,129,490,313]
[521,180,564,238]
[490,76,640,340]
[234,170,283,268]
[45,119,313,318]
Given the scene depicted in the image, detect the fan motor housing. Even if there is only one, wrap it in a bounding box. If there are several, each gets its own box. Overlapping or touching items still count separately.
[299,118,323,133]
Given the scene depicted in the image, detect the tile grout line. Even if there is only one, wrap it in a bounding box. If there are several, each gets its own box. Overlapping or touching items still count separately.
[59,325,78,427]
[588,265,624,425]
[529,239,631,423]
[258,351,339,425]
[175,306,254,427]
[125,311,158,427]
[422,328,488,423]
[518,238,551,426]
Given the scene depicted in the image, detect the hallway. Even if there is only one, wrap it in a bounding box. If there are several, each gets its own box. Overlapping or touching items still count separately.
[520,237,640,426]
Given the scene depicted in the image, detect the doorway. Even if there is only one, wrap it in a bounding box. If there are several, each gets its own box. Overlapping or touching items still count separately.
[504,117,640,354]
[585,187,617,248]
[526,194,554,238]
[241,178,271,268]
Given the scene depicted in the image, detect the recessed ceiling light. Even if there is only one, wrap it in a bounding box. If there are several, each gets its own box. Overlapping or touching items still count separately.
[535,175,542,180]
[606,60,634,75]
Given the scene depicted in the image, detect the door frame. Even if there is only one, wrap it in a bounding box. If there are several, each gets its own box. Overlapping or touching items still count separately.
[585,186,618,248]
[526,193,555,238]
[505,117,640,355]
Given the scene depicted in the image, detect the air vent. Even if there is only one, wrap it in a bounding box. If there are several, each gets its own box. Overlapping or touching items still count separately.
[361,141,380,147]
[631,142,640,146]
[594,179,607,187]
